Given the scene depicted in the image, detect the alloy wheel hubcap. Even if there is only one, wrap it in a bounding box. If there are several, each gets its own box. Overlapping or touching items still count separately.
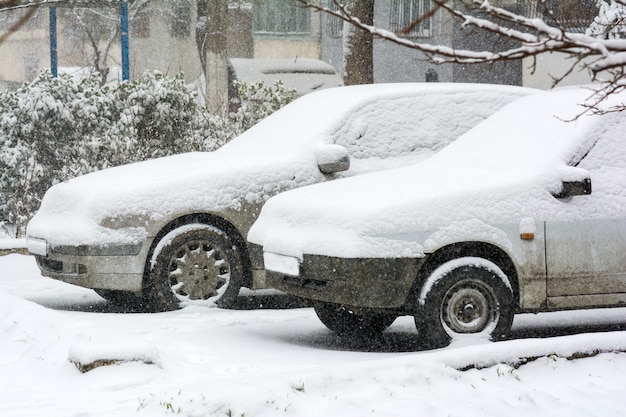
[168,241,230,300]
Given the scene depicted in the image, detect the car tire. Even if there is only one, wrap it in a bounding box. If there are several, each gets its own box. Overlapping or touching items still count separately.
[314,302,396,337]
[416,258,514,348]
[144,224,244,312]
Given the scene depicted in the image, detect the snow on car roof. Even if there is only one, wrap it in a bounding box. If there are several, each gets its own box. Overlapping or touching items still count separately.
[248,86,626,259]
[230,58,342,96]
[220,82,535,157]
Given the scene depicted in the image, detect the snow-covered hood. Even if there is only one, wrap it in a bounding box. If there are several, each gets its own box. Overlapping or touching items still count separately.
[27,149,322,246]
[248,87,615,259]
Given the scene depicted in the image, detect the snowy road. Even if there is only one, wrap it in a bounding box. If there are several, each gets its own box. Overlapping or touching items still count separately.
[1,253,625,417]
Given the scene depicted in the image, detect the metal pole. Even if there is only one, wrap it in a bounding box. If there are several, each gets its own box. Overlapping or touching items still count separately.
[120,2,129,81]
[49,7,58,77]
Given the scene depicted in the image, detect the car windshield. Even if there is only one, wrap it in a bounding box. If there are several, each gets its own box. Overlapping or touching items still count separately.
[219,83,532,168]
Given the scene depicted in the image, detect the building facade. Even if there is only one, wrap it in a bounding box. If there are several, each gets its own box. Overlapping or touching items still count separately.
[0,0,600,90]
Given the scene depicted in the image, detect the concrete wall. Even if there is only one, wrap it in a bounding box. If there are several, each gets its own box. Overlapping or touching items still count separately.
[522,52,596,89]
[0,9,49,90]
[128,6,202,83]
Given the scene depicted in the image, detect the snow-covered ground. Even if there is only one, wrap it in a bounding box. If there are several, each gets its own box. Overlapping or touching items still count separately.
[1,252,625,417]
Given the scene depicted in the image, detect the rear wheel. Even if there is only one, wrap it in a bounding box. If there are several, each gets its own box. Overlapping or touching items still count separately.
[314,302,396,337]
[417,258,514,348]
[144,224,244,312]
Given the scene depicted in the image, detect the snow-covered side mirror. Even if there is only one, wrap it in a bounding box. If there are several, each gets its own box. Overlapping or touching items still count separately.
[552,166,592,199]
[316,144,350,174]
[553,178,592,199]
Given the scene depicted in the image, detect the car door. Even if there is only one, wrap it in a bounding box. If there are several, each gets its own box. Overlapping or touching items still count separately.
[545,114,626,309]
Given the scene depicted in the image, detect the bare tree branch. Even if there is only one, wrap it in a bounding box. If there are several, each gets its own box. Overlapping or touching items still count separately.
[65,0,149,84]
[0,0,41,44]
[299,0,626,112]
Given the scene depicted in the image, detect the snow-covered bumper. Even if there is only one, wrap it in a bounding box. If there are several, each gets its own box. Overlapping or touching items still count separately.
[27,237,147,292]
[255,243,424,309]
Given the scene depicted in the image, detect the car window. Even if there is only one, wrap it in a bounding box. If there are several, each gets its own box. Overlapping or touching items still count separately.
[576,113,626,172]
[562,112,626,219]
[332,91,519,160]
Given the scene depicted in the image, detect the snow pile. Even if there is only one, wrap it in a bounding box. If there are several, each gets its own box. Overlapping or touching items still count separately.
[0,238,26,251]
[68,331,161,373]
[1,254,625,417]
[1,290,159,376]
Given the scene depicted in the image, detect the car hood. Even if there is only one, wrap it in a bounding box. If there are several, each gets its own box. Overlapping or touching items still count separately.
[27,148,323,246]
[248,88,610,259]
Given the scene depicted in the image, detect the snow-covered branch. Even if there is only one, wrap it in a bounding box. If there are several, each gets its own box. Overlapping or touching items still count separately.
[0,0,41,44]
[299,0,626,110]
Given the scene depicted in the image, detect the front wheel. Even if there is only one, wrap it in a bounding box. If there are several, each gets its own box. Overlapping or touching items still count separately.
[417,258,514,348]
[314,302,396,337]
[144,224,244,312]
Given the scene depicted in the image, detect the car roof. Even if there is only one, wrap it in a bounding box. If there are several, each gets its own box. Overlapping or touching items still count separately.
[219,82,538,156]
[230,58,343,96]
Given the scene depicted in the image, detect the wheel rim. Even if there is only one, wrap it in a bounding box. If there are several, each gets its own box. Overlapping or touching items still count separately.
[440,279,499,335]
[167,239,230,301]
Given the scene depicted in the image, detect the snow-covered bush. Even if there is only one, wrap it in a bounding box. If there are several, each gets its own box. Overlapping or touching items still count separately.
[0,71,295,236]
[111,72,201,162]
[192,80,298,150]
[0,72,109,234]
[587,0,626,39]
[229,80,298,133]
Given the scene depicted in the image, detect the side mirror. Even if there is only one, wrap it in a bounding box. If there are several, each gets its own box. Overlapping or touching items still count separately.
[553,178,592,199]
[316,144,350,174]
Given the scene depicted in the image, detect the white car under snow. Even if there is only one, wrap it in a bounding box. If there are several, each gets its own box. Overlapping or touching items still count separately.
[26,83,535,311]
[248,87,626,347]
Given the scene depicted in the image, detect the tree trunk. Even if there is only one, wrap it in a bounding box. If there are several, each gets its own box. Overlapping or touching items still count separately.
[205,0,228,116]
[343,0,374,85]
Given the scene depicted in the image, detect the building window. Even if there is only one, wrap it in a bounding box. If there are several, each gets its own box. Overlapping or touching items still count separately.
[253,0,311,36]
[170,3,191,38]
[131,8,150,39]
[390,0,432,38]
[325,0,342,38]
[524,0,597,33]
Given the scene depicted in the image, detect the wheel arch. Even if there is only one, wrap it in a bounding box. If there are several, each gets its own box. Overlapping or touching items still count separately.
[408,241,520,311]
[142,213,252,289]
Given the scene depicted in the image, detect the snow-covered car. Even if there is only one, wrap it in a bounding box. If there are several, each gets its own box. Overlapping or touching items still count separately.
[230,58,343,96]
[191,58,343,108]
[248,87,626,346]
[25,83,536,311]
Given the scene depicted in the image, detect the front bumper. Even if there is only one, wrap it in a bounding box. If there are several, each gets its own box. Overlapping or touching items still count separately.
[27,237,146,292]
[263,250,423,310]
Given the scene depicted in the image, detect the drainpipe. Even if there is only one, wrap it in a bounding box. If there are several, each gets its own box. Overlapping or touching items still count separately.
[120,2,129,81]
[49,7,57,77]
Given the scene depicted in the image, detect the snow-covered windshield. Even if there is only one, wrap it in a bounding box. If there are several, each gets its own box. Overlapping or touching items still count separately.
[219,83,534,167]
